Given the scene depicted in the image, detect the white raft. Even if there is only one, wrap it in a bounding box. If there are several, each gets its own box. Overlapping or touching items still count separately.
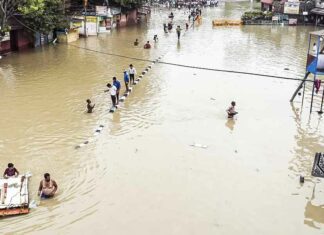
[0,174,31,216]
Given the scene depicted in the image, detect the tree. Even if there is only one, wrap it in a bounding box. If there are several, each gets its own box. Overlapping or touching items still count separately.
[111,0,145,8]
[19,0,68,34]
[0,0,24,37]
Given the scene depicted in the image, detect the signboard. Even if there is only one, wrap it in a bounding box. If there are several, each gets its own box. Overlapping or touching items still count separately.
[284,1,300,15]
[312,153,324,178]
[82,10,96,16]
[86,16,97,23]
[75,16,98,36]
[110,7,121,15]
[96,6,107,16]
[72,22,82,28]
[288,18,297,25]
[272,16,279,21]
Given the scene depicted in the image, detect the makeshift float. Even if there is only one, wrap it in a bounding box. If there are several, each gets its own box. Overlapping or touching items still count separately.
[0,174,31,216]
[212,19,242,26]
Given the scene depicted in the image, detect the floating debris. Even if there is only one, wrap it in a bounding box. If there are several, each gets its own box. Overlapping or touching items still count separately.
[190,143,208,149]
[29,200,38,209]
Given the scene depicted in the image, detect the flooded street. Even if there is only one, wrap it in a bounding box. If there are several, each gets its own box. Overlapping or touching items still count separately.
[1,1,324,234]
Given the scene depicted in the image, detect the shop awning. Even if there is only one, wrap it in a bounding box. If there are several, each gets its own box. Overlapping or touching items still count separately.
[261,0,274,5]
[311,8,324,16]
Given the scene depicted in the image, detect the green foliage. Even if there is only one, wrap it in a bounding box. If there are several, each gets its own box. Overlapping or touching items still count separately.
[0,0,23,37]
[241,11,273,21]
[272,1,284,14]
[19,0,68,34]
[111,0,145,8]
[19,0,45,13]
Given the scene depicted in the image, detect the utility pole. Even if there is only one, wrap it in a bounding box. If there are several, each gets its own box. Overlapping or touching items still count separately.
[84,0,88,37]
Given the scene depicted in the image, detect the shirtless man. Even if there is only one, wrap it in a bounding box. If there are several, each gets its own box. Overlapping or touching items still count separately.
[38,173,58,199]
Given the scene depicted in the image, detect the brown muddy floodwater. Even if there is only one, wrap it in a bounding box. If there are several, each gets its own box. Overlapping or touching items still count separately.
[1,2,324,234]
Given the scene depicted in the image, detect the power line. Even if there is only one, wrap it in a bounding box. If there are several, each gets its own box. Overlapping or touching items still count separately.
[68,44,153,62]
[68,44,313,83]
[14,11,312,83]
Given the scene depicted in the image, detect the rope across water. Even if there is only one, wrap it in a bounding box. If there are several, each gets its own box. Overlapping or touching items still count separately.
[68,44,311,83]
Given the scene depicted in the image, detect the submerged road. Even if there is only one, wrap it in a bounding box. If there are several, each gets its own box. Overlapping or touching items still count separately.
[0,2,324,234]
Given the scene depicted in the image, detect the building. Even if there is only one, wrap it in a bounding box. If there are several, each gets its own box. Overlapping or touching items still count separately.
[261,0,273,11]
[0,16,34,55]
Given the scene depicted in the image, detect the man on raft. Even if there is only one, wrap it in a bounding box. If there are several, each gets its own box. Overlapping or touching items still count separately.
[3,163,19,178]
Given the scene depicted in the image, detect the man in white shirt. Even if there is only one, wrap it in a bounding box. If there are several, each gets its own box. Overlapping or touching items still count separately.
[105,83,117,107]
[129,64,137,85]
[227,101,238,118]
[313,43,318,56]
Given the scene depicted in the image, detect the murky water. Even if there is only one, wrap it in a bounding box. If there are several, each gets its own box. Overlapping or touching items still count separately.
[0,1,324,234]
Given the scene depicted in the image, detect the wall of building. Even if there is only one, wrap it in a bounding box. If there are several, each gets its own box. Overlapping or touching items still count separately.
[17,30,33,49]
[0,40,11,54]
[127,9,138,25]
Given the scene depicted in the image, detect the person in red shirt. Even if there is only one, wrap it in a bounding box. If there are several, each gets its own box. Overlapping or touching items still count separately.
[144,41,151,49]
[3,163,19,178]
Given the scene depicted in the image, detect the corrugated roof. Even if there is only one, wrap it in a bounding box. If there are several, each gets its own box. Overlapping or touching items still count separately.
[310,29,324,36]
[311,7,324,16]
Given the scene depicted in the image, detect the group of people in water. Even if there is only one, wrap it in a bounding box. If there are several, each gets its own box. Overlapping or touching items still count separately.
[133,34,160,49]
[87,74,238,118]
[133,10,202,50]
[134,38,152,49]
[87,64,137,112]
[3,163,58,199]
[3,7,234,207]
[85,10,237,118]
[163,9,202,39]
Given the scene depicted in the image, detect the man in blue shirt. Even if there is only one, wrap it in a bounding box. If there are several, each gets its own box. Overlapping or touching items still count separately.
[113,77,121,105]
[123,70,130,92]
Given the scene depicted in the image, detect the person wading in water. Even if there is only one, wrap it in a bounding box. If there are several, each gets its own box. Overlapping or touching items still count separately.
[176,25,182,40]
[144,41,151,49]
[38,173,58,199]
[86,99,95,113]
[113,77,121,105]
[227,101,238,118]
[128,64,137,85]
[124,70,130,92]
[105,83,117,108]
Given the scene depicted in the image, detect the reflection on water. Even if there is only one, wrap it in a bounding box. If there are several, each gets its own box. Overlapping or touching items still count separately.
[0,2,324,234]
[304,184,324,229]
[225,119,235,131]
[290,103,324,230]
